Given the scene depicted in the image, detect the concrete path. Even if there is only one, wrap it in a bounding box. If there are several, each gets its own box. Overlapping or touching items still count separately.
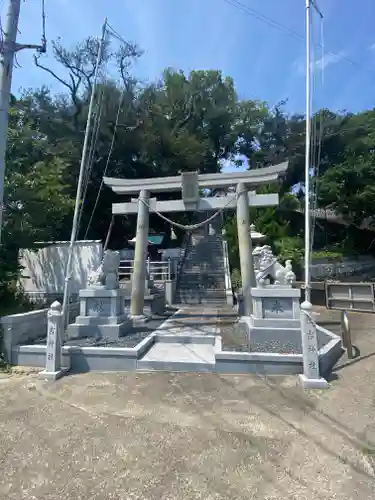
[138,306,218,370]
[155,306,220,337]
[138,342,216,371]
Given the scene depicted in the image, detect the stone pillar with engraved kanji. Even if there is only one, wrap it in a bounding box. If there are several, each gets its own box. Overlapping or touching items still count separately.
[299,301,329,389]
[39,301,66,381]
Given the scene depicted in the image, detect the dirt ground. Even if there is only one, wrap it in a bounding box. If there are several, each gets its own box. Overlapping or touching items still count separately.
[0,306,375,500]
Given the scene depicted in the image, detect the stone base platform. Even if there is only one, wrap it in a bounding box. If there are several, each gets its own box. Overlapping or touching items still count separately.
[10,306,343,378]
[67,288,131,341]
[67,319,131,341]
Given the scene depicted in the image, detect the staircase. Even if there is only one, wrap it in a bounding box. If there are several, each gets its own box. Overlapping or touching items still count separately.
[175,221,227,305]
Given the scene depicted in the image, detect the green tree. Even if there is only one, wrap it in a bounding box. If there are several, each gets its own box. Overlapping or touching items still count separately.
[0,104,74,304]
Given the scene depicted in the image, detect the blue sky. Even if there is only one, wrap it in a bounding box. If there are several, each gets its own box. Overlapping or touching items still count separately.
[7,0,375,116]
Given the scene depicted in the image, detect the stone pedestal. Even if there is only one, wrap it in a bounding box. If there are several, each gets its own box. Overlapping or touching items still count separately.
[124,292,165,317]
[250,286,301,327]
[247,285,302,352]
[67,288,131,340]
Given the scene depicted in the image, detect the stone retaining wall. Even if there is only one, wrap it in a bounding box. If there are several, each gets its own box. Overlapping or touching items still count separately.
[1,302,79,362]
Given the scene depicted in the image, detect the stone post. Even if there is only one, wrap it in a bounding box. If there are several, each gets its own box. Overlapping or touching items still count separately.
[299,301,329,389]
[165,279,175,306]
[236,182,255,316]
[130,189,150,320]
[39,301,67,381]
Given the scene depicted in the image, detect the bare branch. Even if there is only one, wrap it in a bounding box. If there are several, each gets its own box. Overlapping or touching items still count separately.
[33,54,74,93]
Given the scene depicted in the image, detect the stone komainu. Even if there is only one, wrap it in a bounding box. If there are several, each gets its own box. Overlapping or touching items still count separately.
[87,250,120,290]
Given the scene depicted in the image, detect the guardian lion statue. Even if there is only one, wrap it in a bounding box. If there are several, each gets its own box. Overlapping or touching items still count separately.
[87,250,120,290]
[253,245,296,287]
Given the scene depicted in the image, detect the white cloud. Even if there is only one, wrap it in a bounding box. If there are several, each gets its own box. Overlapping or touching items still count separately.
[313,51,346,71]
[293,50,346,75]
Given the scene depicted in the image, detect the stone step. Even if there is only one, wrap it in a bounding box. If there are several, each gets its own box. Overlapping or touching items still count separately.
[181,269,224,274]
[137,342,215,372]
[183,263,224,268]
[176,290,226,296]
[176,294,226,299]
[177,287,226,292]
[176,298,227,305]
[186,257,223,260]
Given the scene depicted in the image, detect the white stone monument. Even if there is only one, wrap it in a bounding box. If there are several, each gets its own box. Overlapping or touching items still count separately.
[67,250,131,340]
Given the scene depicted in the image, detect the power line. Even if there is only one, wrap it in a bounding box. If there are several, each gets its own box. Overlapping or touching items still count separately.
[84,85,126,239]
[77,85,105,234]
[221,0,375,82]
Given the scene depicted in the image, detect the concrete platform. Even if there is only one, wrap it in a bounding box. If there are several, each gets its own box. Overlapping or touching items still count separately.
[10,305,343,376]
[138,342,216,372]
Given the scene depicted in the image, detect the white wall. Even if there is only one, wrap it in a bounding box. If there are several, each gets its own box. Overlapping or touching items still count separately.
[19,240,103,294]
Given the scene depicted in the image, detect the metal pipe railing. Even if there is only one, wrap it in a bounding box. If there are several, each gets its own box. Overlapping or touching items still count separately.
[118,259,176,281]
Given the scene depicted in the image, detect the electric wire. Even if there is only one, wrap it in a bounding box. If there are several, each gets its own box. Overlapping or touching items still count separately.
[221,0,375,82]
[106,23,129,46]
[76,85,105,235]
[309,11,318,258]
[310,14,325,257]
[83,84,126,239]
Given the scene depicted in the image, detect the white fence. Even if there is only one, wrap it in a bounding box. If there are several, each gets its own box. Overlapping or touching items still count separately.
[19,240,102,294]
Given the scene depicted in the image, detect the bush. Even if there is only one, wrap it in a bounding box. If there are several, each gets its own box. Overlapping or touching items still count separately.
[272,236,304,278]
[0,246,21,304]
[231,268,242,290]
[0,325,10,371]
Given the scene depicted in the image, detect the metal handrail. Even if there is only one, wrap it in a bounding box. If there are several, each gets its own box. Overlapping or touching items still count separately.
[222,239,232,291]
[174,231,192,299]
[119,258,176,281]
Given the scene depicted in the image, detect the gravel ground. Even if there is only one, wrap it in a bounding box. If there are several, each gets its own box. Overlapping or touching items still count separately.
[218,311,334,354]
[25,311,175,348]
[250,331,330,354]
[1,364,375,500]
[217,311,251,352]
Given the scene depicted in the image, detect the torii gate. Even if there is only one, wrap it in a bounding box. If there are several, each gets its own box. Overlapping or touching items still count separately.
[104,162,288,318]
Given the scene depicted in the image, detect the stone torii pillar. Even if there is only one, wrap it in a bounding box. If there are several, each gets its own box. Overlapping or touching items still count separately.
[130,189,150,319]
[236,182,255,316]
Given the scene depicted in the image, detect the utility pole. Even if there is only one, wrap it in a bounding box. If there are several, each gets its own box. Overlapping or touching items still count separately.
[304,0,312,303]
[304,0,323,303]
[0,0,46,245]
[61,19,107,331]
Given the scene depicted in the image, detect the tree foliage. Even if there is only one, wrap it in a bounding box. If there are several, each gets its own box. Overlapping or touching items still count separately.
[2,33,375,300]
